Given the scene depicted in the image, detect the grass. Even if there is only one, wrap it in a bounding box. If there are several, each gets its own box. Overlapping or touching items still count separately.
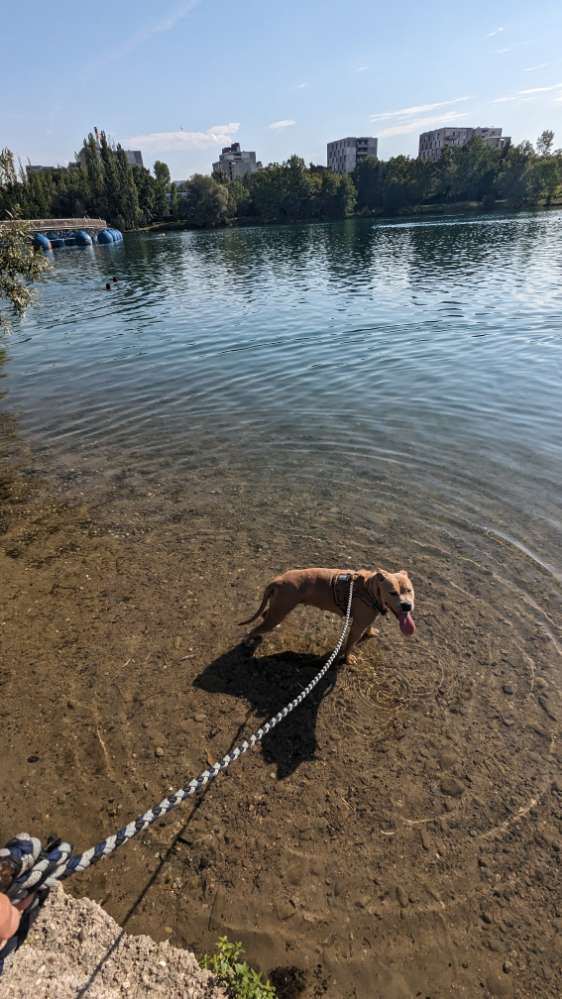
[202,936,277,999]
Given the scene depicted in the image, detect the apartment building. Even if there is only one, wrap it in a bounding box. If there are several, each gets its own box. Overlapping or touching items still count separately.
[212,142,259,181]
[327,136,378,174]
[418,127,510,162]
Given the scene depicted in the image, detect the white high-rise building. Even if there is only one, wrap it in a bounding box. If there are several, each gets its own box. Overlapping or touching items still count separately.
[418,127,510,162]
[327,137,378,174]
[213,143,259,181]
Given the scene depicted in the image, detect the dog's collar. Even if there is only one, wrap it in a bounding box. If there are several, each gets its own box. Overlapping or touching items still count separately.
[335,573,387,616]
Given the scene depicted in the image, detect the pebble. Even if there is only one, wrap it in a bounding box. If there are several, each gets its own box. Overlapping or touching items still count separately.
[420,829,431,851]
[481,911,494,924]
[396,886,408,908]
[155,746,165,758]
[275,900,296,921]
[486,971,512,996]
[193,712,206,723]
[503,960,513,973]
[538,695,557,720]
[502,684,514,695]
[440,776,465,797]
[27,754,40,764]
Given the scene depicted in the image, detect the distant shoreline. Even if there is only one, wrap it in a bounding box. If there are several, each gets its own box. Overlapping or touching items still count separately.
[136,198,562,235]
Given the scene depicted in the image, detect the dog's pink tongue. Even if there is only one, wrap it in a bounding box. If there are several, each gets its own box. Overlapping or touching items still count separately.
[399,611,416,636]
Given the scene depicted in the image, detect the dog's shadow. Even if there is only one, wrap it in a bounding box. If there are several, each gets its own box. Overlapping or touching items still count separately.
[194,645,340,779]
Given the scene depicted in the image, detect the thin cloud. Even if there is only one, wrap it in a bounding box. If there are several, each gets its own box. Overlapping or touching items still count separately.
[492,95,519,103]
[519,82,562,94]
[104,1,200,61]
[378,111,469,138]
[127,123,240,151]
[524,63,550,72]
[496,47,512,54]
[295,82,308,89]
[356,65,369,73]
[486,26,504,37]
[370,96,471,122]
[269,119,296,129]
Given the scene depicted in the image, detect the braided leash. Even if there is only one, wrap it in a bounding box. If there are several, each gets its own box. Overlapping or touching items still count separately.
[0,579,354,973]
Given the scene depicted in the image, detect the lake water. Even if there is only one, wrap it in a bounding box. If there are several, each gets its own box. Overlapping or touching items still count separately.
[2,213,562,992]
[4,212,562,575]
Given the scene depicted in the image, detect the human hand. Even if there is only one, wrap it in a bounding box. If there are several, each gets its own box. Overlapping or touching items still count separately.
[0,893,20,946]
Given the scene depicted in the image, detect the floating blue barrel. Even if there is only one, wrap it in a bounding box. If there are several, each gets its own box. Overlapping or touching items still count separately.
[33,233,51,251]
[97,229,114,244]
[110,228,123,242]
[76,230,92,246]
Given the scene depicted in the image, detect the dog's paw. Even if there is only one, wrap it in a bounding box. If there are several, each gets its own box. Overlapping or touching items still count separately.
[344,653,359,666]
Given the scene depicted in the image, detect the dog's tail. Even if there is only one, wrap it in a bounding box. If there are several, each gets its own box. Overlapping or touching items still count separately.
[238,584,274,626]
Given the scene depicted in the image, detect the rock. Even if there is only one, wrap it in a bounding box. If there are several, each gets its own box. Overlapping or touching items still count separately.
[193,713,206,723]
[396,886,408,908]
[155,746,165,758]
[486,971,513,996]
[275,900,296,921]
[538,695,557,720]
[420,829,431,851]
[440,776,465,797]
[503,960,513,973]
[481,911,494,924]
[502,684,514,695]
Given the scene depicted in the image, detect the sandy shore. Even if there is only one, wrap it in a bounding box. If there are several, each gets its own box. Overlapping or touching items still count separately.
[0,887,226,999]
[1,434,561,998]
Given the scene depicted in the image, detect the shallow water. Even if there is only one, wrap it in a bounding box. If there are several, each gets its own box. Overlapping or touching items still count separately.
[4,212,562,573]
[2,212,562,994]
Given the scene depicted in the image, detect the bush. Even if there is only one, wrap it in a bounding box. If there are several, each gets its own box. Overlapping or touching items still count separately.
[202,936,276,999]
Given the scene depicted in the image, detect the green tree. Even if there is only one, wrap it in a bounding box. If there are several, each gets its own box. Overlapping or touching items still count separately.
[184,174,231,227]
[316,170,356,218]
[114,145,141,229]
[0,148,21,217]
[153,160,171,216]
[169,182,180,218]
[536,129,555,156]
[0,213,48,323]
[133,165,157,224]
[498,142,536,207]
[354,155,384,212]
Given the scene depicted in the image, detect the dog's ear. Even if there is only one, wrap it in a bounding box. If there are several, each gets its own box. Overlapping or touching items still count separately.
[372,569,387,608]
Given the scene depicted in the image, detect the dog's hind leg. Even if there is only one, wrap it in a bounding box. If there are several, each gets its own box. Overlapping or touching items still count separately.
[243,590,298,645]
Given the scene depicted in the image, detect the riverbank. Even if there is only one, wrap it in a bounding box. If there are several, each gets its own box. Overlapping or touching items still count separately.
[0,887,226,999]
[137,197,562,234]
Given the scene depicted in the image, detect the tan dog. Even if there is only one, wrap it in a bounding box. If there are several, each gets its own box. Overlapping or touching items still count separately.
[240,567,415,662]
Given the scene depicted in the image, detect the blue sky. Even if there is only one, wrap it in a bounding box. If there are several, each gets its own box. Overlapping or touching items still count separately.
[2,0,562,179]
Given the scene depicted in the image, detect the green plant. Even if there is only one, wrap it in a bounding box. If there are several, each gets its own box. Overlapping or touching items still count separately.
[202,936,276,999]
[0,210,48,324]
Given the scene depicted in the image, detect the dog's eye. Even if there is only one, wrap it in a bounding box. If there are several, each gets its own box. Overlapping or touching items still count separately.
[389,590,398,598]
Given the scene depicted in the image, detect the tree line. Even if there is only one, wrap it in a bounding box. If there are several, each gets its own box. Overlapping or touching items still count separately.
[1,129,561,235]
[167,129,562,227]
[0,129,176,230]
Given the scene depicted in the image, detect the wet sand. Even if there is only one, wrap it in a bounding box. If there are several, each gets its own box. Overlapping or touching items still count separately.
[1,435,561,999]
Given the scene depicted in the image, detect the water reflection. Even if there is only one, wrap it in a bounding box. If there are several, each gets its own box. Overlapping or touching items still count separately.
[2,212,561,575]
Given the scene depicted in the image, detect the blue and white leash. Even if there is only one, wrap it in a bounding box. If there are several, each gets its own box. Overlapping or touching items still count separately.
[0,579,354,972]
